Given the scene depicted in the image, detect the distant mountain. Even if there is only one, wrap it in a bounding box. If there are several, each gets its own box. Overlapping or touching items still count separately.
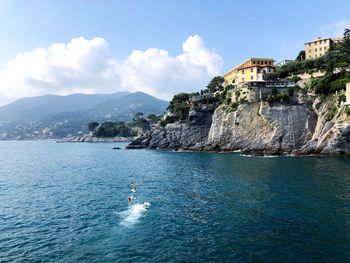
[86,92,169,121]
[0,91,169,139]
[0,92,130,122]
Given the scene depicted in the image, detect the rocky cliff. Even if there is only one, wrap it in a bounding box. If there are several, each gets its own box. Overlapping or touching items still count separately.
[126,103,216,150]
[126,96,350,155]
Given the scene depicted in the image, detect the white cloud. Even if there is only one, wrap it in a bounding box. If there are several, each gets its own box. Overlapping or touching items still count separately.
[0,35,223,105]
[320,19,350,37]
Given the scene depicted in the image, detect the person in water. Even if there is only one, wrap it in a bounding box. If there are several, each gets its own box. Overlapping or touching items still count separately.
[128,196,134,203]
[131,182,137,193]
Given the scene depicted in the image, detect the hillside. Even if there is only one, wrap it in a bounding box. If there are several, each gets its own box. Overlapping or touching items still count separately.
[0,92,130,122]
[0,91,168,139]
[86,92,168,121]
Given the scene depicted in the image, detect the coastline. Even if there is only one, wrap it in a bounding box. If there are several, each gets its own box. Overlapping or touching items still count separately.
[57,135,134,143]
[126,144,350,157]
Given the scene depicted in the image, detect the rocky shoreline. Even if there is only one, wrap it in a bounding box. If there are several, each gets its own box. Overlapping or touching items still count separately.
[58,135,133,143]
[126,97,350,156]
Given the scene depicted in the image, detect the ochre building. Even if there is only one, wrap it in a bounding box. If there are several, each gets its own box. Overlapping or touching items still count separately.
[224,58,275,86]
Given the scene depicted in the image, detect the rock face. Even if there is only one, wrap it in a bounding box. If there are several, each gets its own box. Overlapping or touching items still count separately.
[205,103,317,154]
[59,135,133,143]
[127,98,350,155]
[126,104,216,150]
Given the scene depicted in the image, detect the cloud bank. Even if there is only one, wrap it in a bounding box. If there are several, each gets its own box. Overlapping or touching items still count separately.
[0,35,223,105]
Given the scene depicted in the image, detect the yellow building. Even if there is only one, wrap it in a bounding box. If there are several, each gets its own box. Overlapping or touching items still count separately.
[305,37,334,60]
[345,82,350,106]
[224,58,275,85]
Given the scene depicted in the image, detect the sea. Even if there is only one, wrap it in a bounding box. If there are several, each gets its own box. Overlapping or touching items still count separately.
[0,140,349,262]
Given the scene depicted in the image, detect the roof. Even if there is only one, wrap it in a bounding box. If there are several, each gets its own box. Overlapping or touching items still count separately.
[304,37,332,45]
[237,64,275,70]
[332,36,344,42]
[224,57,275,76]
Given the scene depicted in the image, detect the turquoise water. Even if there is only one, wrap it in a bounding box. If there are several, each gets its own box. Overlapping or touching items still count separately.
[0,141,350,262]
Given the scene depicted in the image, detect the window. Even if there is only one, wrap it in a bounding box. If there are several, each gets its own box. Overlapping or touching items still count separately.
[309,49,311,53]
[251,76,253,80]
[253,61,255,64]
[315,54,318,58]
[309,43,311,46]
[309,55,312,59]
[257,68,261,73]
[242,70,244,74]
[242,77,244,82]
[269,61,272,65]
[315,48,317,52]
[251,68,253,72]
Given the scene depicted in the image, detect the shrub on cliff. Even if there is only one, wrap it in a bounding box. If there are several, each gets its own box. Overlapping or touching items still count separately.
[160,115,178,127]
[167,93,193,121]
[87,121,99,133]
[345,107,350,116]
[95,121,132,137]
[271,29,350,79]
[206,76,225,93]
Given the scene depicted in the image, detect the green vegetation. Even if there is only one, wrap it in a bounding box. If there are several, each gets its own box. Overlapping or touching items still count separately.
[160,115,178,127]
[130,112,150,130]
[266,87,295,105]
[270,29,350,99]
[345,107,350,116]
[272,29,350,77]
[206,76,225,93]
[296,50,305,61]
[167,93,193,121]
[146,114,162,124]
[87,121,99,133]
[309,71,350,96]
[89,113,154,137]
[95,121,132,137]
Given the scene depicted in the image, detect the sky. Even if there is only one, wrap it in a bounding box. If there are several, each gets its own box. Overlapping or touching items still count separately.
[0,0,349,106]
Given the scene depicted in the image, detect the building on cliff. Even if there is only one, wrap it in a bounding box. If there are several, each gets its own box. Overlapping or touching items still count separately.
[227,80,296,103]
[224,57,297,103]
[345,82,350,106]
[224,58,275,86]
[304,36,343,60]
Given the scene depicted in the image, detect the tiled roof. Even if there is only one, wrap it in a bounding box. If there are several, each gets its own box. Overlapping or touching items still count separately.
[237,64,275,70]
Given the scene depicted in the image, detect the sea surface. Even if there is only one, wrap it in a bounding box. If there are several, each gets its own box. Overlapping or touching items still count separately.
[0,141,349,262]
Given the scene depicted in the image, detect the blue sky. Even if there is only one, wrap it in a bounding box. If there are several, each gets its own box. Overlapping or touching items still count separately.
[0,0,349,104]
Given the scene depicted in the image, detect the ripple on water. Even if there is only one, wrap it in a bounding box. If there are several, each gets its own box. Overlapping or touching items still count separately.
[0,142,349,262]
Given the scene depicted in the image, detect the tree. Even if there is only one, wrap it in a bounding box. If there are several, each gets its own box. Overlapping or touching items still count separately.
[131,112,150,130]
[167,93,192,120]
[147,114,160,123]
[87,122,99,132]
[296,50,305,61]
[206,76,225,93]
[95,121,132,137]
[133,112,144,122]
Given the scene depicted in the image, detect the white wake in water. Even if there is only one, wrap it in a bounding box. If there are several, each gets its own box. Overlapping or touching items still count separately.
[117,202,151,227]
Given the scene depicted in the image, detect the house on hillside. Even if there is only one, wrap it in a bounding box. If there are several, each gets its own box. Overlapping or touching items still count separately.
[345,82,350,106]
[304,36,343,60]
[224,58,296,103]
[224,58,275,86]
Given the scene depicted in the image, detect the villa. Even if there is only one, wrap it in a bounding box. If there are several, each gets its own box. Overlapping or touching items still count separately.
[224,58,275,86]
[305,36,343,60]
[224,58,296,103]
[345,82,350,106]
